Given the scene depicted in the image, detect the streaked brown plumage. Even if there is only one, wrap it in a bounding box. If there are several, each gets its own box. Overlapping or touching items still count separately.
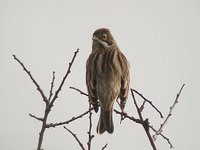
[86,28,130,134]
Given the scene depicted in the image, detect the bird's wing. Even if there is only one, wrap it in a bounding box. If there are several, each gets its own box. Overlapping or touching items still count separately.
[86,55,99,112]
[119,52,130,110]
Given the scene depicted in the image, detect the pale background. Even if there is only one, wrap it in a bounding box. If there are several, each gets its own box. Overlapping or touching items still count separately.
[1,0,200,149]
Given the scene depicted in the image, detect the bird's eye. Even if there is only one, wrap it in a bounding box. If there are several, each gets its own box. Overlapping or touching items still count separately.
[102,33,107,40]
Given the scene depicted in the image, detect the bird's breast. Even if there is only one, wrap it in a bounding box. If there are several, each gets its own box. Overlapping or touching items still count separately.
[95,49,122,76]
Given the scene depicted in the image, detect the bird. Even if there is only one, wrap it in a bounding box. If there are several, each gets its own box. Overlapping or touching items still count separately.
[86,28,130,134]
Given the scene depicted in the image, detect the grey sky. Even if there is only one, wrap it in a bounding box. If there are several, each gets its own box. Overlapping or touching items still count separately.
[1,0,200,149]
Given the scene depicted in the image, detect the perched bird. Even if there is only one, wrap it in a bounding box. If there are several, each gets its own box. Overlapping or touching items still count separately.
[86,28,130,134]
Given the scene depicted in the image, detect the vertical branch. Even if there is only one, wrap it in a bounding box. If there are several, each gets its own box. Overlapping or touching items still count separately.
[48,71,55,101]
[87,100,94,150]
[37,105,49,150]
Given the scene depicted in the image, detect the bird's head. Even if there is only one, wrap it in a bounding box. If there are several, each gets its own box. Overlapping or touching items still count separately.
[92,28,115,48]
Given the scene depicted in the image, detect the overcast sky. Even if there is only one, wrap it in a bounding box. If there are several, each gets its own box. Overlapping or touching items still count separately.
[1,0,200,149]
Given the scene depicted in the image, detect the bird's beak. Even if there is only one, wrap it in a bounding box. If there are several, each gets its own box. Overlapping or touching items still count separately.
[92,35,99,41]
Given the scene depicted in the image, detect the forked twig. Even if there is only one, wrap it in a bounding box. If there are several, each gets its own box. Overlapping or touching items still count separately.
[13,49,79,150]
[132,89,163,118]
[150,125,173,148]
[48,49,79,112]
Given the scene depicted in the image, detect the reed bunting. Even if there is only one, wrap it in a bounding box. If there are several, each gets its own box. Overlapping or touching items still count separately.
[86,28,130,134]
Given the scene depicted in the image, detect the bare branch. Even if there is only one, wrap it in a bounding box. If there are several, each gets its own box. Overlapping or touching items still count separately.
[14,49,79,150]
[46,107,94,128]
[150,125,173,148]
[131,89,157,150]
[114,109,142,124]
[153,84,185,141]
[13,55,48,104]
[132,89,163,118]
[37,50,79,150]
[14,49,184,150]
[101,144,108,150]
[139,100,146,112]
[114,109,173,149]
[48,49,79,111]
[64,126,85,150]
[48,71,55,101]
[87,101,94,150]
[29,113,43,122]
[70,86,89,97]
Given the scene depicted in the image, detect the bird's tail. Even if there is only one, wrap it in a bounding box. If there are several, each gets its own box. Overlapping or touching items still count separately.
[97,108,114,134]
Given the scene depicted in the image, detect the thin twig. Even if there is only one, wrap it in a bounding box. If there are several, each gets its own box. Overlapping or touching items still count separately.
[36,50,79,150]
[70,86,89,97]
[13,49,79,150]
[101,144,108,150]
[114,109,173,148]
[13,55,48,104]
[132,89,163,118]
[139,100,146,112]
[150,125,173,148]
[48,49,79,112]
[29,113,43,122]
[69,87,95,150]
[48,71,55,101]
[87,101,94,150]
[153,84,185,141]
[46,107,94,128]
[64,126,85,150]
[114,109,142,124]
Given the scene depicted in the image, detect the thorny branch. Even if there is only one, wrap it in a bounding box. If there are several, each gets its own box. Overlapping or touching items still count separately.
[114,109,174,148]
[13,49,79,150]
[69,85,185,149]
[114,85,185,149]
[14,49,185,150]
